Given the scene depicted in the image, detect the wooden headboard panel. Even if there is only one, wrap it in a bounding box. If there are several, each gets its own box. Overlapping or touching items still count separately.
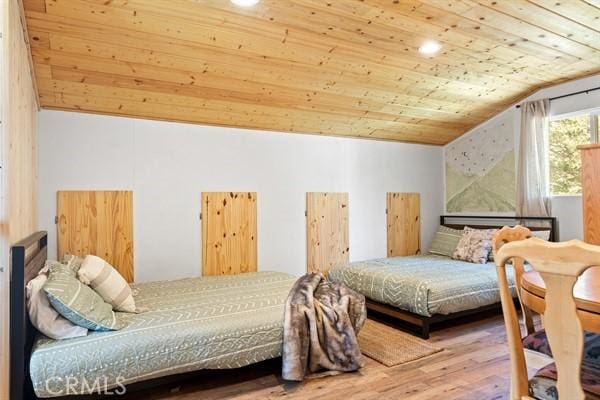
[387,193,420,256]
[57,191,134,282]
[201,192,258,276]
[10,231,48,400]
[440,215,558,242]
[306,192,349,274]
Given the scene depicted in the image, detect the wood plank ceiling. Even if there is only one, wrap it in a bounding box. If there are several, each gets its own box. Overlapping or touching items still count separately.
[23,0,600,145]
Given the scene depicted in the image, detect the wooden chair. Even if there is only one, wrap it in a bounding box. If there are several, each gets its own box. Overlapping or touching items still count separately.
[495,232,600,399]
[492,225,536,337]
[495,226,600,362]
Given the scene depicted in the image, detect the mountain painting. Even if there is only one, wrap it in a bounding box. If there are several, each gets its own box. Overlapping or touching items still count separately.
[445,117,516,213]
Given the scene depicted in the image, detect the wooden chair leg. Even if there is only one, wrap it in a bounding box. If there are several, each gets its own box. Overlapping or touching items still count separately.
[522,306,536,335]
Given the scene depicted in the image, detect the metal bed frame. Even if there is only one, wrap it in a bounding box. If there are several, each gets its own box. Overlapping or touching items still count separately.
[365,215,557,339]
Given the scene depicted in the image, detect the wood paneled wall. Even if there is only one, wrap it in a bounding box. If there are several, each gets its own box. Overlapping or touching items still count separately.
[201,192,257,276]
[7,0,37,245]
[0,1,39,397]
[387,193,421,257]
[306,192,349,274]
[57,191,134,282]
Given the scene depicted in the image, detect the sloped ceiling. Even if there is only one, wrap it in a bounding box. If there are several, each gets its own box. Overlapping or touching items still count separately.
[23,0,600,145]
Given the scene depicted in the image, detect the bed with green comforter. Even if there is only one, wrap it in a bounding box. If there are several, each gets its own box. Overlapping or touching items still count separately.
[30,271,297,398]
[328,255,515,317]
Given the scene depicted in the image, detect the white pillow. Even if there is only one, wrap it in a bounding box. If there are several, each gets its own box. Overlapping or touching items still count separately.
[27,274,88,340]
[78,255,136,313]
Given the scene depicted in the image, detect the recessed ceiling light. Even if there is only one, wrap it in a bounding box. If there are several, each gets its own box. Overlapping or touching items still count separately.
[231,0,260,7]
[418,41,442,56]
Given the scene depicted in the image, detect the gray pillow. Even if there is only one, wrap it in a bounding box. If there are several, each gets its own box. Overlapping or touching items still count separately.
[453,227,497,264]
[62,254,84,273]
[43,263,124,331]
[428,226,463,257]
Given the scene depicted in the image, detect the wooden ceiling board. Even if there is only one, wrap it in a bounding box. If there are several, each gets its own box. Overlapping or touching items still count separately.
[23,0,600,145]
[135,0,555,75]
[527,0,600,31]
[26,28,518,121]
[30,29,519,113]
[368,1,585,67]
[84,0,576,85]
[419,1,593,56]
[480,1,600,51]
[27,5,565,94]
[301,0,580,66]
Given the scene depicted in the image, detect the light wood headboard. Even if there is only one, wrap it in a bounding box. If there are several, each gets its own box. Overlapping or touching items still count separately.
[57,191,134,282]
[306,192,349,274]
[201,192,257,276]
[387,193,421,256]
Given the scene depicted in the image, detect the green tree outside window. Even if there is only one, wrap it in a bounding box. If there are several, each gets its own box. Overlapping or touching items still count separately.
[549,115,590,195]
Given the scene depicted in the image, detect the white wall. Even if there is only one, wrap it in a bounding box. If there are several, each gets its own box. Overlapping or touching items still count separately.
[444,74,600,241]
[39,110,444,282]
[551,195,583,241]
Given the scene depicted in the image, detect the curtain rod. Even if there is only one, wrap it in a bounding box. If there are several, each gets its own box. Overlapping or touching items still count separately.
[515,85,600,109]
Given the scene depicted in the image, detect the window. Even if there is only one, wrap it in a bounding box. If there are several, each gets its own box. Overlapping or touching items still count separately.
[549,112,599,195]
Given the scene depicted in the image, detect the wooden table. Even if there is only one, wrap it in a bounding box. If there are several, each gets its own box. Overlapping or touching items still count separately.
[521,266,600,333]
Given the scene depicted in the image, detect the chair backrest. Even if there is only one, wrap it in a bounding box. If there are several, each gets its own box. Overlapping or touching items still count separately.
[495,231,600,400]
[492,226,535,337]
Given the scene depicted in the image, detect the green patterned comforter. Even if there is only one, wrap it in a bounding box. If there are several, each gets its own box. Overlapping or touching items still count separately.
[328,255,514,317]
[30,272,297,398]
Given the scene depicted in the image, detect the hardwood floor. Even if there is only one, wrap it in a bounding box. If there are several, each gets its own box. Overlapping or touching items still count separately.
[121,315,549,400]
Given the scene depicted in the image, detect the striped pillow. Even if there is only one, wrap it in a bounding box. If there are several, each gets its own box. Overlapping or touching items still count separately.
[77,255,136,313]
[43,263,123,331]
[428,226,463,257]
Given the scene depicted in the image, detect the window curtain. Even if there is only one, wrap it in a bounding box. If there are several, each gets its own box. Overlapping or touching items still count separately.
[517,99,552,218]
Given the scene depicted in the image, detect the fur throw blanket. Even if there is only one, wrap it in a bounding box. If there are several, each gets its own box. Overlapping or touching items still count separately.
[282,273,367,381]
